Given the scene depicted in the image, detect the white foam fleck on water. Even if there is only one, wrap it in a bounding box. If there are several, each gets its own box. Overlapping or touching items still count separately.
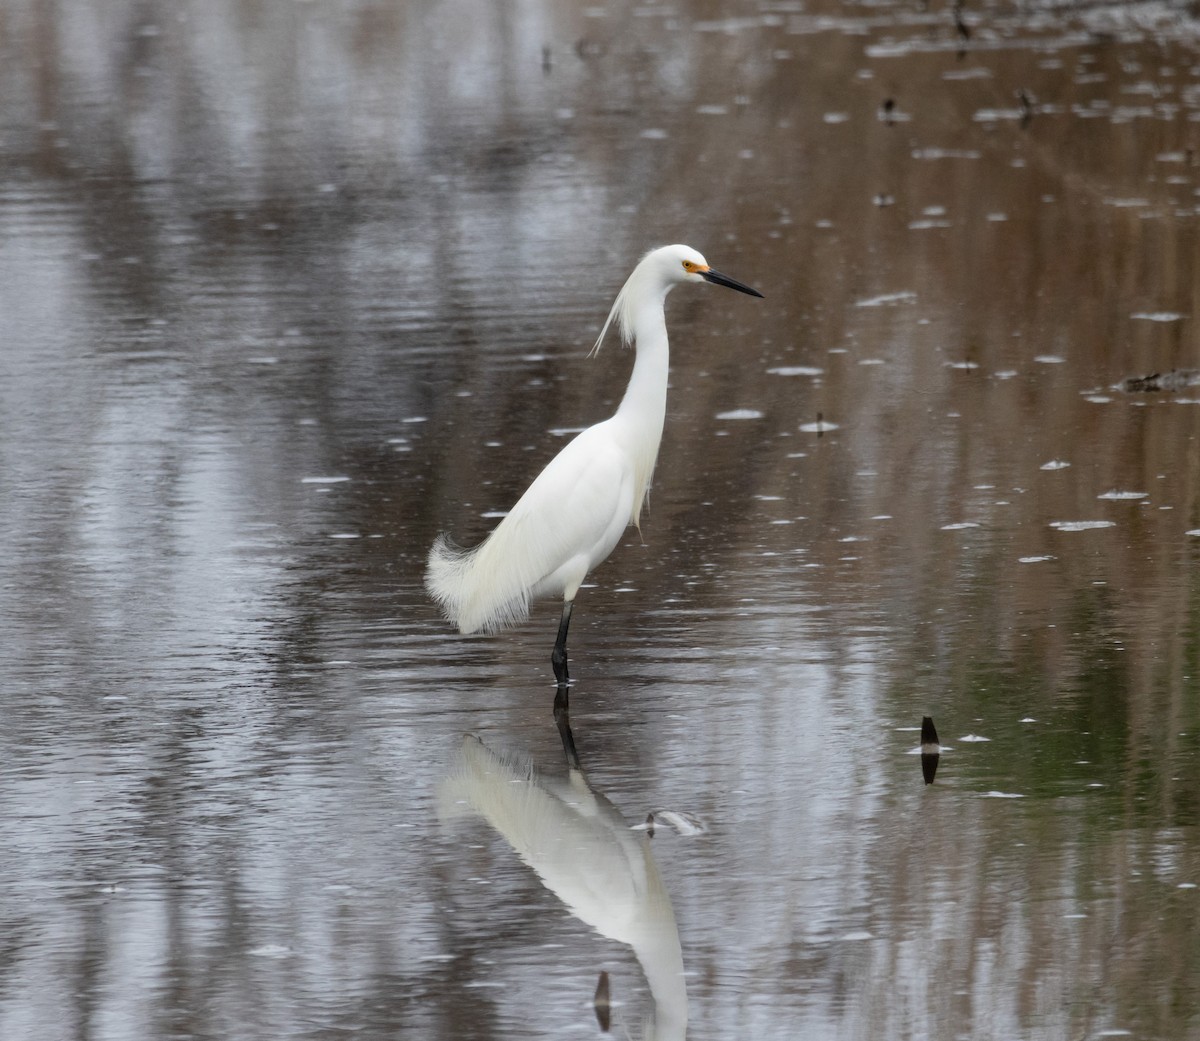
[942,522,979,530]
[1041,460,1071,470]
[1131,311,1185,321]
[301,475,351,484]
[981,791,1024,799]
[1098,490,1148,500]
[1050,520,1116,531]
[1035,354,1066,364]
[855,291,916,307]
[1019,555,1055,563]
[716,408,764,420]
[799,419,839,433]
[911,147,981,160]
[768,365,824,376]
[959,734,991,742]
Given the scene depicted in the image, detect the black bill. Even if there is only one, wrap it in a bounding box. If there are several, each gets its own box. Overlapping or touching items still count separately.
[702,267,764,298]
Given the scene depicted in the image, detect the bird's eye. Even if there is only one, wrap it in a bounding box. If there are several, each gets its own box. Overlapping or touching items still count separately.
[682,260,695,272]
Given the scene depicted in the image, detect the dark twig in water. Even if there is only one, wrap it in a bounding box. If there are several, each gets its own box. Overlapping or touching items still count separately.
[1018,89,1035,128]
[921,715,941,785]
[594,971,611,1032]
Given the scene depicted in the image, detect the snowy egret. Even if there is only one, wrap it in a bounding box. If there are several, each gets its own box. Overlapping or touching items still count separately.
[425,244,762,685]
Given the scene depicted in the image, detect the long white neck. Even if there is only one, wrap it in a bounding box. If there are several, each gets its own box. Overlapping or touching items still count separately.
[617,296,669,423]
[615,293,670,528]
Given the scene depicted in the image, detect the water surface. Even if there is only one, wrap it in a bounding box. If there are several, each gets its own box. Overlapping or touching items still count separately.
[2,1,1199,1039]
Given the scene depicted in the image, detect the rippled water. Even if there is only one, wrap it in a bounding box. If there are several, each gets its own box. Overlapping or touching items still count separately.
[2,1,1200,1038]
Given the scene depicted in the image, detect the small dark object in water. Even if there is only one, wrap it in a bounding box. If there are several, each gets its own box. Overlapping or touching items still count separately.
[594,970,611,1031]
[953,0,971,41]
[1018,89,1035,128]
[921,715,940,785]
[1120,369,1200,393]
[881,97,896,126]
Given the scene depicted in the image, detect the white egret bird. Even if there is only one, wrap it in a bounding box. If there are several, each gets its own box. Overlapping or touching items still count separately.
[425,244,762,685]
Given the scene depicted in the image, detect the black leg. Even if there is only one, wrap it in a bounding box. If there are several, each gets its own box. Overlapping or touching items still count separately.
[553,683,581,770]
[550,600,573,685]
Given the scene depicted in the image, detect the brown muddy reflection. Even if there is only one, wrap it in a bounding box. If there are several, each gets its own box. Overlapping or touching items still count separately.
[2,1,1200,1040]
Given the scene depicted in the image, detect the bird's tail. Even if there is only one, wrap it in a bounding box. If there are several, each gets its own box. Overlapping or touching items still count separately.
[425,531,532,635]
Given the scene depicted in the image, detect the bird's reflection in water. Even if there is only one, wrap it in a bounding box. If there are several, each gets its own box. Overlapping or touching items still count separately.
[439,727,687,1040]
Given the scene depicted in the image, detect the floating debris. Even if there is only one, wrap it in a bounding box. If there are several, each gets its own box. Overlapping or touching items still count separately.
[800,414,839,434]
[1018,88,1036,127]
[632,810,707,836]
[921,716,940,785]
[1119,369,1200,392]
[953,0,971,42]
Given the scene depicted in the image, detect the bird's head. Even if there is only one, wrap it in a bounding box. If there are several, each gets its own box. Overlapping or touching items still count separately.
[592,244,762,355]
[657,244,764,297]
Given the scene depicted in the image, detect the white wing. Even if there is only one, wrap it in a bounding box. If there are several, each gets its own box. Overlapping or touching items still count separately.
[425,422,635,633]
